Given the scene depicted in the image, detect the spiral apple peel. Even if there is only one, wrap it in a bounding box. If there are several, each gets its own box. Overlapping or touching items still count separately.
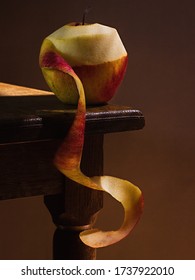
[39,23,143,248]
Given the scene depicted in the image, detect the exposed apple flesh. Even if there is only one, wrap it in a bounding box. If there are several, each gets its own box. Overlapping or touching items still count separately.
[40,23,128,105]
[39,23,143,248]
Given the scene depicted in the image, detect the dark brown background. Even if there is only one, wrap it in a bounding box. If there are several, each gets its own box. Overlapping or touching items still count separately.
[0,0,195,259]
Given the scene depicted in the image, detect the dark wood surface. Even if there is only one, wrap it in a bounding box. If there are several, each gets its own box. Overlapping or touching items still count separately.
[0,83,144,144]
[0,83,144,200]
[0,83,145,259]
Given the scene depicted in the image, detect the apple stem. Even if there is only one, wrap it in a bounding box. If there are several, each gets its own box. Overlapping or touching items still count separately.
[82,6,91,25]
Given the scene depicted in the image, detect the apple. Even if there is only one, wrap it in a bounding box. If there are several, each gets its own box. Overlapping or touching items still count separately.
[39,22,143,249]
[39,22,128,105]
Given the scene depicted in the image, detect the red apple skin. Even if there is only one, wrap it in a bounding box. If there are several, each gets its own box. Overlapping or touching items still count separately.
[73,56,128,104]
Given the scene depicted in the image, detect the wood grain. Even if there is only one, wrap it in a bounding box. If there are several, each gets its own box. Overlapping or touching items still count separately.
[0,82,53,96]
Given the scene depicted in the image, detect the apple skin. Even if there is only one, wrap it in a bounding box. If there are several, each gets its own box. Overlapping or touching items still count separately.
[39,23,128,105]
[72,56,128,104]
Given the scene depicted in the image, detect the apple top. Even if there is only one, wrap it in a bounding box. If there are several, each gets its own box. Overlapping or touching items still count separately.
[46,23,127,66]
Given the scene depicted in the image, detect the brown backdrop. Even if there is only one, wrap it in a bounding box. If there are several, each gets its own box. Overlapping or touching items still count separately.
[0,0,195,259]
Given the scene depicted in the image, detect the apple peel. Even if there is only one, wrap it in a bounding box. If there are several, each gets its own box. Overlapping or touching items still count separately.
[80,176,143,248]
[40,51,143,248]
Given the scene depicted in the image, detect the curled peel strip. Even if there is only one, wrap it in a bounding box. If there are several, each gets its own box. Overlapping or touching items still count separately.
[41,51,143,248]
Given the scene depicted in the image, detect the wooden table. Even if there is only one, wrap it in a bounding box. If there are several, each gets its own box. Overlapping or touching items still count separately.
[0,83,145,259]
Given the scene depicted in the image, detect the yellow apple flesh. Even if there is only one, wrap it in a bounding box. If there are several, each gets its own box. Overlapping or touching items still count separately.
[39,23,128,105]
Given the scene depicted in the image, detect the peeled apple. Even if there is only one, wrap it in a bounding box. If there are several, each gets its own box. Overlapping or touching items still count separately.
[39,22,128,105]
[39,22,143,248]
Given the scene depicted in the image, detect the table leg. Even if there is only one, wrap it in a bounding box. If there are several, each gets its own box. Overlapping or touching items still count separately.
[44,134,104,260]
